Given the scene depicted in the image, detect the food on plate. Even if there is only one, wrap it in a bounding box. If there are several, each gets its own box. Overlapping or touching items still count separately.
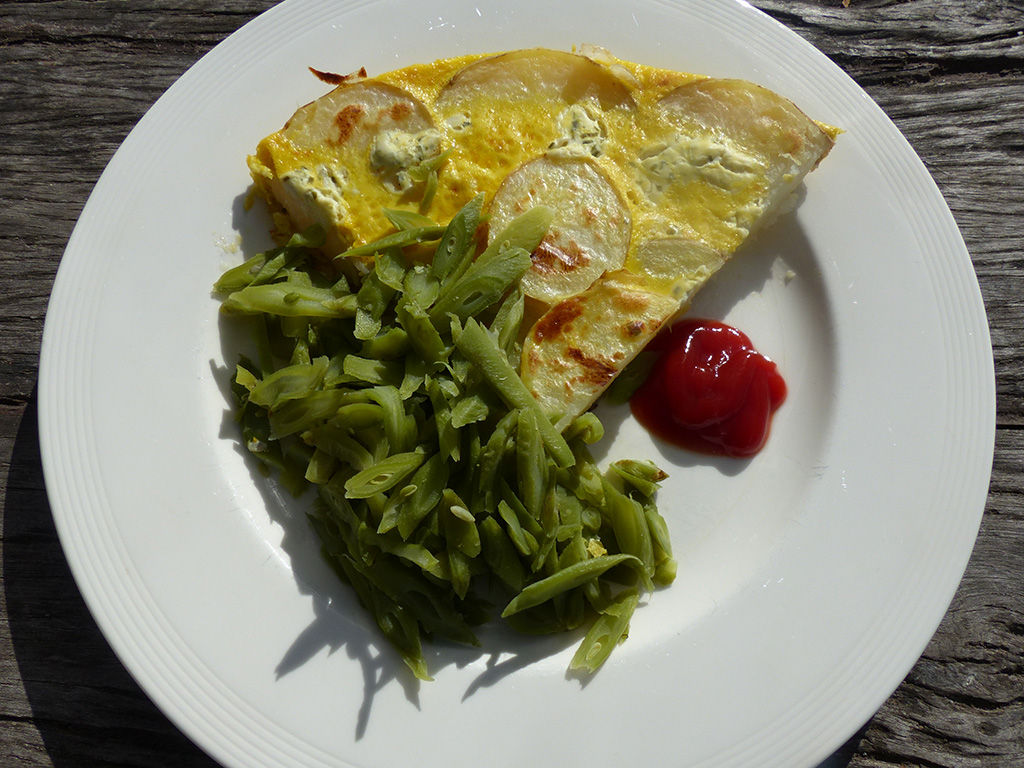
[247,46,836,429]
[225,47,835,678]
[216,201,675,679]
[630,319,788,457]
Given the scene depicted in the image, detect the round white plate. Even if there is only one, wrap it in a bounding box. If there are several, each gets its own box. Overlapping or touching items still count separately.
[38,1,995,767]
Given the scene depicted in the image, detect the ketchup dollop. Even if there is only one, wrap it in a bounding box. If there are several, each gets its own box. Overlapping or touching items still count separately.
[630,319,786,458]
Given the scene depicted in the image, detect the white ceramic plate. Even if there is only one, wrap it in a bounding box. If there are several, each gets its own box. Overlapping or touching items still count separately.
[39,1,995,767]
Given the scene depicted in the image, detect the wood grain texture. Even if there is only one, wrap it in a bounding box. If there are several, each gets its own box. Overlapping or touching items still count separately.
[2,1,1021,767]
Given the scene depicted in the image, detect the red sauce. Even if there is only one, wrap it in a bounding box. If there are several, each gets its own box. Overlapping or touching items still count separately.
[630,319,786,458]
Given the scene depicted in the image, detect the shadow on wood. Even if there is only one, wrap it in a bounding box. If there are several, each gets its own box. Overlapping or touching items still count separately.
[3,392,219,768]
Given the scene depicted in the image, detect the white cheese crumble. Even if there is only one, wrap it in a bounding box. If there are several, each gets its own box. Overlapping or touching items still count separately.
[281,164,350,224]
[546,103,606,159]
[370,128,443,192]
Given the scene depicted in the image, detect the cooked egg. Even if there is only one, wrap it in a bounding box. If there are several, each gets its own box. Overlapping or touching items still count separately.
[248,47,836,426]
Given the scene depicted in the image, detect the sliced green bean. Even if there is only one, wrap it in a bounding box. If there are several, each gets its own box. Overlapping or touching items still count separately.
[360,327,409,360]
[501,553,643,618]
[394,452,448,539]
[342,355,404,387]
[247,356,329,409]
[569,588,640,674]
[383,208,436,231]
[344,451,425,499]
[336,224,447,260]
[601,477,656,582]
[516,408,548,520]
[431,193,483,282]
[222,283,358,318]
[455,318,574,468]
[479,516,525,593]
[268,389,349,438]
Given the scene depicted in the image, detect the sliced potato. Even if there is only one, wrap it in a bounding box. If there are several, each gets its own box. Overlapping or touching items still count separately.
[646,78,835,240]
[489,156,631,304]
[521,270,681,432]
[658,78,834,166]
[521,235,726,429]
[628,235,726,302]
[251,81,439,254]
[437,48,635,112]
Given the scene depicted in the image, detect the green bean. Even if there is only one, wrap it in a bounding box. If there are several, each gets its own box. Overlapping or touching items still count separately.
[344,451,425,499]
[354,272,395,341]
[563,412,605,445]
[475,410,518,513]
[395,298,448,364]
[516,408,548,520]
[497,500,536,557]
[374,247,408,291]
[610,458,668,500]
[569,587,639,674]
[501,553,643,617]
[490,282,525,359]
[334,402,384,431]
[398,357,428,400]
[357,521,446,580]
[642,502,677,587]
[487,204,554,256]
[497,478,543,538]
[424,377,460,462]
[428,242,532,325]
[222,283,358,318]
[402,264,440,309]
[215,195,677,679]
[341,355,404,387]
[336,224,447,260]
[365,386,416,454]
[383,208,436,231]
[214,252,270,294]
[393,452,448,539]
[479,516,525,593]
[304,447,336,484]
[214,226,323,294]
[303,424,374,471]
[531,485,560,574]
[268,389,349,438]
[431,193,483,282]
[433,203,550,324]
[455,318,574,468]
[441,488,481,558]
[450,392,489,428]
[601,477,656,583]
[359,327,409,360]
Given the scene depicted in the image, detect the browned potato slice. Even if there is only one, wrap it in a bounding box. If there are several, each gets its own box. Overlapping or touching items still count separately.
[521,234,726,429]
[488,156,631,304]
[520,269,680,432]
[250,81,440,254]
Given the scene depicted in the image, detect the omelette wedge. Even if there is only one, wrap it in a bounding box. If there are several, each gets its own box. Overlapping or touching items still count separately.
[247,47,836,430]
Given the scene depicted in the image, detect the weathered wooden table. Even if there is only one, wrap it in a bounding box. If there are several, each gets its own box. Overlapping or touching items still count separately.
[2,1,1021,766]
